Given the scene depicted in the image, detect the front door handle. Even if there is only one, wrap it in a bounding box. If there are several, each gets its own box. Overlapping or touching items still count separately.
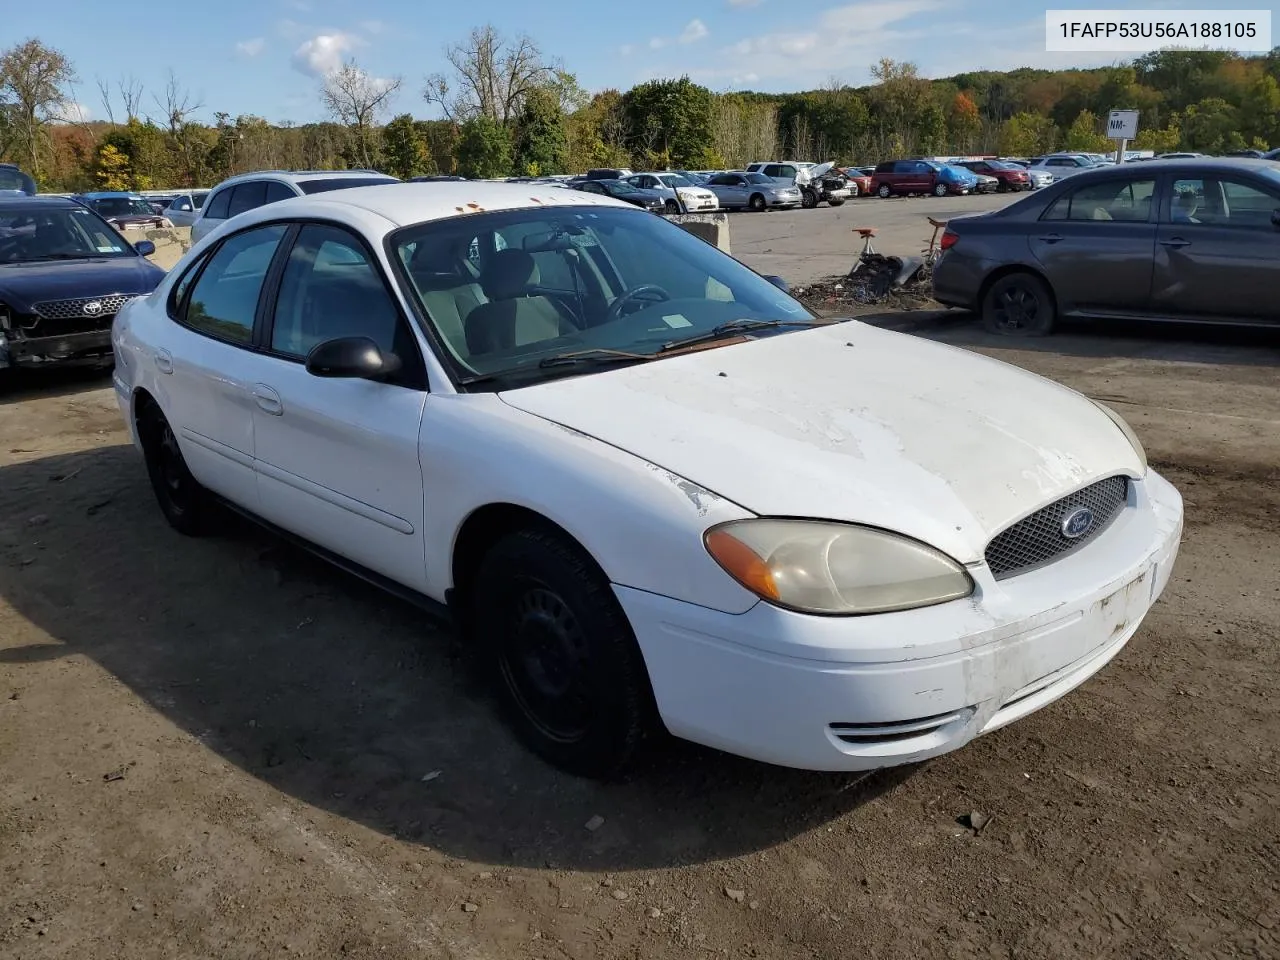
[154,349,173,375]
[251,384,283,416]
[1037,234,1064,244]
[1161,237,1191,248]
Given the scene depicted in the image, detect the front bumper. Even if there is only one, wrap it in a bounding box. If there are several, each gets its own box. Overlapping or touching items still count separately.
[618,471,1183,771]
[767,194,802,207]
[0,329,113,368]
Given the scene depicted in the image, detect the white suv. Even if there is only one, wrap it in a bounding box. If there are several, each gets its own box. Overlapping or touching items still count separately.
[190,170,399,243]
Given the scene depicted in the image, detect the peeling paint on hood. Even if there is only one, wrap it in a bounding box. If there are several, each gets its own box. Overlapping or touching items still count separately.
[498,323,1143,563]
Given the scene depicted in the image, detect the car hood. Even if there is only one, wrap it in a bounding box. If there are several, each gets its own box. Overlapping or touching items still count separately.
[498,323,1142,563]
[0,257,164,312]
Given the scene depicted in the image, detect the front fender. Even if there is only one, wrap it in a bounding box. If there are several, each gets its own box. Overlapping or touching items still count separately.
[419,393,761,614]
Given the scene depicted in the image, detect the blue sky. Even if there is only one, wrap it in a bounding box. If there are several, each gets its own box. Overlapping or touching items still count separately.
[12,0,1279,125]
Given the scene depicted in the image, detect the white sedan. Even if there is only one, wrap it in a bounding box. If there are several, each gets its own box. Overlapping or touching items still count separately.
[624,173,720,211]
[111,182,1182,778]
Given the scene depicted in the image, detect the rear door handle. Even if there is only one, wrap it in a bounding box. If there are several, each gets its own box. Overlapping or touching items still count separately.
[1037,234,1064,244]
[1160,237,1191,248]
[251,384,283,416]
[154,349,173,375]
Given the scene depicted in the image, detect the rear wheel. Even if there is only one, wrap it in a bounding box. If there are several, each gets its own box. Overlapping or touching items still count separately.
[472,527,656,779]
[138,401,215,535]
[982,272,1056,337]
[748,193,766,212]
[877,184,892,199]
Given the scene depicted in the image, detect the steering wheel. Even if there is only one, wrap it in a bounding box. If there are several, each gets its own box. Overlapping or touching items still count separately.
[604,284,672,323]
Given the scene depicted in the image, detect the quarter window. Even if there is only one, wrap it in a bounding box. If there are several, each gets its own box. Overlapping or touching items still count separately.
[182,224,287,343]
[269,224,403,360]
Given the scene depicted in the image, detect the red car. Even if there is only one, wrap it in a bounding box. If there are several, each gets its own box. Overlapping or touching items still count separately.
[956,159,1032,192]
[838,168,872,197]
[870,159,968,198]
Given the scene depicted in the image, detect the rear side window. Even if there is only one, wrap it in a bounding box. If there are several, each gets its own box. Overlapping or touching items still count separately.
[263,181,295,204]
[1043,179,1156,222]
[228,181,266,217]
[875,162,895,173]
[167,251,210,318]
[296,177,398,194]
[204,189,231,220]
[182,224,288,344]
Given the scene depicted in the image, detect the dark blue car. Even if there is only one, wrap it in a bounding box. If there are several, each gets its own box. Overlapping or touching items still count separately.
[0,196,166,370]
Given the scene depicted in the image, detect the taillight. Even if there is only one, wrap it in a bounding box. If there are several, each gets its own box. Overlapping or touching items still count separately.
[940,230,959,250]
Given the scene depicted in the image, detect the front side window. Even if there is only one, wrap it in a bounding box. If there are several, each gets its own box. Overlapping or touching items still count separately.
[182,224,287,343]
[269,224,404,360]
[1043,179,1155,222]
[1169,176,1280,228]
[393,207,813,387]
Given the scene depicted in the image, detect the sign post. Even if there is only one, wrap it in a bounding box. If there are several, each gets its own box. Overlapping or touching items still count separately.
[1108,110,1139,164]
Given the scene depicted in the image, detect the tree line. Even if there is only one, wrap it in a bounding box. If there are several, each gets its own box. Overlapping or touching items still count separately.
[3,31,1280,192]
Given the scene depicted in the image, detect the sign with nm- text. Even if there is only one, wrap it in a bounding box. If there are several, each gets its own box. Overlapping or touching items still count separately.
[1108,110,1139,140]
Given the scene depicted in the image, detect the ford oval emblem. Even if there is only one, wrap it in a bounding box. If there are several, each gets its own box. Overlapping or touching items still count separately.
[1061,507,1094,539]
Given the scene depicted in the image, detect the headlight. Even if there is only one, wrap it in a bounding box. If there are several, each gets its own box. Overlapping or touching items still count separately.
[704,519,974,615]
[1090,399,1148,474]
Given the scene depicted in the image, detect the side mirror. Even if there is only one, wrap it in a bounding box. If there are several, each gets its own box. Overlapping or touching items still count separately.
[764,274,790,293]
[305,336,401,380]
[134,240,156,256]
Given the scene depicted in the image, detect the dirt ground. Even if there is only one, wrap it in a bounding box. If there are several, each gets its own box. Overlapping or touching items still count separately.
[2,315,1279,960]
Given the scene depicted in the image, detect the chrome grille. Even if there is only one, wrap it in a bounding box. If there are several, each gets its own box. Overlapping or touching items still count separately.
[32,294,138,321]
[984,475,1129,580]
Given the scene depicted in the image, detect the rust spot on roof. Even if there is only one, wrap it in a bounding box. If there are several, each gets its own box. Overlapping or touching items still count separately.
[466,202,482,210]
[530,196,543,203]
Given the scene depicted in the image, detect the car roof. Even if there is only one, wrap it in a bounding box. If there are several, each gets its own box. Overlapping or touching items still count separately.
[81,191,141,198]
[202,180,636,234]
[1049,157,1280,181]
[0,195,81,209]
[210,169,400,189]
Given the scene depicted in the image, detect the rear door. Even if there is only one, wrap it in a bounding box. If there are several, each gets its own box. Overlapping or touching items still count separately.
[1029,174,1159,317]
[1151,172,1280,324]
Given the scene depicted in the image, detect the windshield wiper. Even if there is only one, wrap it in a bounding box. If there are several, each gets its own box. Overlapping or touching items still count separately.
[25,253,101,261]
[537,348,654,369]
[659,318,833,352]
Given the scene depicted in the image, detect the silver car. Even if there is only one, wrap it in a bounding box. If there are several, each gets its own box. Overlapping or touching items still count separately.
[702,171,802,211]
[162,191,209,228]
[1027,154,1098,183]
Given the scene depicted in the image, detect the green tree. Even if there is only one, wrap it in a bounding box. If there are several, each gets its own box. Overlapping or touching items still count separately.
[1181,97,1242,152]
[513,87,567,175]
[0,38,76,179]
[998,111,1056,155]
[380,113,426,179]
[1241,74,1280,148]
[620,77,714,168]
[1063,110,1111,151]
[947,92,981,152]
[94,142,130,190]
[455,114,513,178]
[1133,121,1181,153]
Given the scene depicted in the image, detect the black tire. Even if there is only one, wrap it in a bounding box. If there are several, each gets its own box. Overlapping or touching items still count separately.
[877,183,892,199]
[981,272,1056,337]
[664,199,680,214]
[801,188,818,209]
[748,193,766,212]
[933,182,948,197]
[471,527,655,779]
[138,401,214,535]
[827,197,845,206]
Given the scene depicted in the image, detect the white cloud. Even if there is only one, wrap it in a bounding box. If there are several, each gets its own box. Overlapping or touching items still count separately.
[292,32,361,77]
[235,37,266,57]
[680,19,709,43]
[649,18,710,50]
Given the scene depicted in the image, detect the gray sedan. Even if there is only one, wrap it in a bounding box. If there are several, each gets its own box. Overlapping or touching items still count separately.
[931,158,1280,335]
[703,171,802,211]
[162,191,209,228]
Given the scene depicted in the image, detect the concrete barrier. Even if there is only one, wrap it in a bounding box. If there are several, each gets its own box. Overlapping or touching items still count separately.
[662,212,731,255]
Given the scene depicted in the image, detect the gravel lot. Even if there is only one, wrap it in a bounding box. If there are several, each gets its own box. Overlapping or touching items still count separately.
[2,280,1278,955]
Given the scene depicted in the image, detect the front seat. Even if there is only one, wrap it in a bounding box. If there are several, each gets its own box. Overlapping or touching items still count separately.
[464,249,571,356]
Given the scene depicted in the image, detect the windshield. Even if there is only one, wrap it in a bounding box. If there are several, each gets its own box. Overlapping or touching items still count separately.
[743,172,772,185]
[90,196,155,218]
[0,206,134,262]
[658,174,694,188]
[606,181,640,195]
[393,206,813,388]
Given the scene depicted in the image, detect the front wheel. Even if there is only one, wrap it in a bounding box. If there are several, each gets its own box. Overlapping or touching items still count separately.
[933,182,948,197]
[748,193,766,212]
[138,401,215,535]
[982,272,1056,337]
[664,199,680,214]
[472,527,656,779]
[877,184,892,199]
[801,188,818,209]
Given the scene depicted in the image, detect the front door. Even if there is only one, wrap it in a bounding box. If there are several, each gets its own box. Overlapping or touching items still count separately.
[1151,173,1280,324]
[245,222,431,591]
[156,222,289,508]
[1029,175,1158,317]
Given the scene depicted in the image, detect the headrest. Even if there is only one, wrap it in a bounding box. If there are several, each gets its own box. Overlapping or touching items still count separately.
[479,249,539,300]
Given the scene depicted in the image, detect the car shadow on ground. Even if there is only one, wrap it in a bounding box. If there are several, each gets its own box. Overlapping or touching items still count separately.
[0,364,115,406]
[864,309,1280,367]
[0,445,915,872]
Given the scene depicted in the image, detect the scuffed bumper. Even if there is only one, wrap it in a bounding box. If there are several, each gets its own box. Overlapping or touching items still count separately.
[618,471,1183,771]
